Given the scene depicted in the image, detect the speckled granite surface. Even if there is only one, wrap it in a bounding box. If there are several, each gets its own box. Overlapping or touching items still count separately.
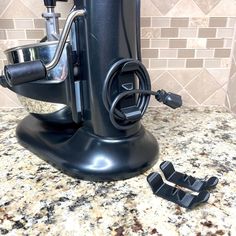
[0,107,236,236]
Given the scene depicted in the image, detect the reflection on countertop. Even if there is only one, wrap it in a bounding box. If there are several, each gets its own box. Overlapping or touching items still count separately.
[0,107,235,236]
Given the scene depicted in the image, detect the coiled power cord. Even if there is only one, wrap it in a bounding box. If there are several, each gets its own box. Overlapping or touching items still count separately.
[103,59,182,130]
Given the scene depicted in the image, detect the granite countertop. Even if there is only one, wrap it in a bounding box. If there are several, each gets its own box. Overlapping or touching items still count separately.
[0,107,235,236]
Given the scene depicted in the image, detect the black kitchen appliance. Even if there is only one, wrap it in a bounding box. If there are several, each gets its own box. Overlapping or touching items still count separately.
[0,0,182,181]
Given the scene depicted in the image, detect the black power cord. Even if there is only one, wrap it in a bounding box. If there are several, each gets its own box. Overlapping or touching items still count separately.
[103,59,182,130]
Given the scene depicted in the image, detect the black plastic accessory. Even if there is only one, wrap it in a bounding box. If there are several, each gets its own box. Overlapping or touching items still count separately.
[43,0,68,7]
[160,161,219,192]
[147,172,210,209]
[4,60,46,87]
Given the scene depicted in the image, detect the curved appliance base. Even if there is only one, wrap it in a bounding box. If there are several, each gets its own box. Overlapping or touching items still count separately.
[16,115,159,181]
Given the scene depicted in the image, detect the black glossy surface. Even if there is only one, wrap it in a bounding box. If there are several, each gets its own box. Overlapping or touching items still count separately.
[17,115,159,181]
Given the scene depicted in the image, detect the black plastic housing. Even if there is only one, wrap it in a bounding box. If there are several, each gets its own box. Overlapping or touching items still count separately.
[4,61,46,87]
[76,0,142,137]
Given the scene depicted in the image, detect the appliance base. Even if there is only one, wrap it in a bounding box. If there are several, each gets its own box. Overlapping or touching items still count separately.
[16,115,159,181]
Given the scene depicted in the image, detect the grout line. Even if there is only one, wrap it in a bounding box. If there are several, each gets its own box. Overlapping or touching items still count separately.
[168,70,186,90]
[180,69,203,89]
[0,0,13,18]
[180,88,200,106]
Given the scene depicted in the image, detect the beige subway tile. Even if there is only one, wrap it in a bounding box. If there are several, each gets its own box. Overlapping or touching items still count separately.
[161,28,178,38]
[178,49,195,58]
[204,59,222,68]
[142,59,149,69]
[198,28,216,38]
[221,58,231,68]
[196,49,214,58]
[187,38,206,49]
[15,19,33,29]
[0,19,14,29]
[150,59,167,68]
[209,17,227,27]
[151,39,169,48]
[217,28,234,38]
[34,19,45,29]
[7,30,26,39]
[142,49,158,58]
[224,39,233,48]
[179,28,197,38]
[141,17,151,27]
[26,30,44,39]
[141,28,161,39]
[159,49,178,58]
[207,39,224,48]
[0,40,18,51]
[0,30,7,39]
[214,49,231,58]
[169,39,187,48]
[171,18,189,27]
[186,59,203,68]
[227,17,236,27]
[167,59,186,68]
[18,40,37,46]
[152,17,170,27]
[141,39,150,48]
[189,18,208,27]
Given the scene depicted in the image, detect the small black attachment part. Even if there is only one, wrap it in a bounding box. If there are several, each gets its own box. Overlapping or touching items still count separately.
[4,60,46,87]
[0,75,8,88]
[147,172,210,209]
[43,0,68,7]
[121,106,142,121]
[160,161,219,192]
[155,89,182,109]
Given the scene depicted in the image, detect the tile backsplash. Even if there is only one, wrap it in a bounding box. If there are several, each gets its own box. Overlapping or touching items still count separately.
[0,0,236,112]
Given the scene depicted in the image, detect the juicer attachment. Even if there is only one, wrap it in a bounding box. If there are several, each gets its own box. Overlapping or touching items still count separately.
[42,0,68,41]
[3,5,84,124]
[4,9,86,85]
